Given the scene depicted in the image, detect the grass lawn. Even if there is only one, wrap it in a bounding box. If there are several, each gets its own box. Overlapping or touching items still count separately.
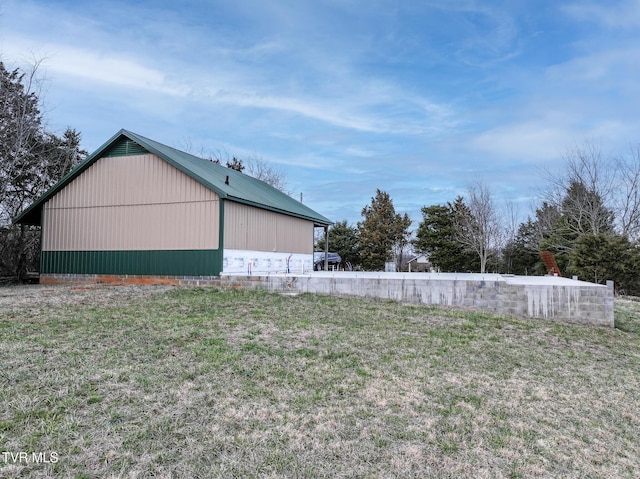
[1,285,639,478]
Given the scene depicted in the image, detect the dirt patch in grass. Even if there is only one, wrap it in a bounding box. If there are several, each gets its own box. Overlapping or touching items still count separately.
[0,283,173,312]
[1,285,639,478]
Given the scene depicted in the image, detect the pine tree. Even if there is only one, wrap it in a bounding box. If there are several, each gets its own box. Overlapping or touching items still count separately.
[569,234,640,294]
[358,189,409,271]
[316,220,359,268]
[414,199,478,272]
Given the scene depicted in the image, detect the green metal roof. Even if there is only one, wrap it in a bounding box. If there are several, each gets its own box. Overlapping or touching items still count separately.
[14,129,333,227]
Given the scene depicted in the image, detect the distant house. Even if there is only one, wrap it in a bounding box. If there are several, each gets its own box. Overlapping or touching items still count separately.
[407,254,431,272]
[15,130,332,282]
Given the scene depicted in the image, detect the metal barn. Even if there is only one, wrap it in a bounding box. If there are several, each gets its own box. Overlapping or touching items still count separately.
[15,130,332,282]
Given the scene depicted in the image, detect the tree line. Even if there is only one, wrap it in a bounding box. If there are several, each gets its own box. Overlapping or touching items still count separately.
[0,60,87,278]
[4,57,640,294]
[318,145,640,295]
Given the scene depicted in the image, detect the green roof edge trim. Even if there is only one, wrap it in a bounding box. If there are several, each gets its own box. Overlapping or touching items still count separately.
[13,129,131,225]
[14,129,333,227]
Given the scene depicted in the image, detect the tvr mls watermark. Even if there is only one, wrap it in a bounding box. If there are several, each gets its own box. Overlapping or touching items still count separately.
[1,451,59,464]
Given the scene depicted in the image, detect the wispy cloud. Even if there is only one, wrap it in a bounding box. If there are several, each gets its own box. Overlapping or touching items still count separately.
[562,0,640,28]
[42,43,187,96]
[469,120,577,163]
[546,46,640,94]
[3,0,640,224]
[2,0,458,138]
[205,87,457,136]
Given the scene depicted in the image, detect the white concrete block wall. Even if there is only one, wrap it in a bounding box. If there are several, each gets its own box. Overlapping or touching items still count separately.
[222,249,313,275]
[219,272,614,328]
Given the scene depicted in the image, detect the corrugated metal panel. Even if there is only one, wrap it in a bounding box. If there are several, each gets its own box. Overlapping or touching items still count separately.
[42,154,219,251]
[49,154,216,208]
[224,201,313,254]
[41,250,222,275]
[14,129,332,227]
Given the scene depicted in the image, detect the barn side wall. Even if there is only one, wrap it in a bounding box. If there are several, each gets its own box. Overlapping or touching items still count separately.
[41,153,222,276]
[223,201,314,254]
[221,201,315,274]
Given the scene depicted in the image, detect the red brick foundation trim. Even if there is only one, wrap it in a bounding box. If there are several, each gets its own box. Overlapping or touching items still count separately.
[39,274,222,287]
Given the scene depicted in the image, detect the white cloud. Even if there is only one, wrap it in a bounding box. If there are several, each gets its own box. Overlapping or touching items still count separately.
[10,0,640,225]
[197,79,457,136]
[214,90,390,133]
[469,121,575,163]
[2,0,461,139]
[545,46,640,95]
[468,116,637,168]
[562,0,640,28]
[3,36,188,96]
[55,50,187,96]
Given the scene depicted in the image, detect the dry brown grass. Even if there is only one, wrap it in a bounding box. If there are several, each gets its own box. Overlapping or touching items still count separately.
[1,285,639,478]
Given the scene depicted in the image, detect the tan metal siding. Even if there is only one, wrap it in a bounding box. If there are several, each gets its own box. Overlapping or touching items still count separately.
[224,201,313,254]
[42,154,219,251]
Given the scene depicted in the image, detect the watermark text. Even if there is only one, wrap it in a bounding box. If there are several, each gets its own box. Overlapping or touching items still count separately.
[1,451,59,464]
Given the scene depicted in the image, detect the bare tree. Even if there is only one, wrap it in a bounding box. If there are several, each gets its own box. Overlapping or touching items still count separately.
[539,140,640,244]
[392,212,412,272]
[559,142,615,236]
[0,58,86,277]
[456,181,502,273]
[500,199,519,273]
[243,154,289,193]
[614,145,640,240]
[180,143,290,193]
[0,59,45,227]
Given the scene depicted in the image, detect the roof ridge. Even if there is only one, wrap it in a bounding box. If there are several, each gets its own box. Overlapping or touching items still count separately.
[14,129,333,227]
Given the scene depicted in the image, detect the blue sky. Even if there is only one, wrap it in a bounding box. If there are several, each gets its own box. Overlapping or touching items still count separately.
[2,0,640,227]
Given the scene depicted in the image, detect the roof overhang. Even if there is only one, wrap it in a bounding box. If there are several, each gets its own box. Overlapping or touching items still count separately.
[14,129,334,228]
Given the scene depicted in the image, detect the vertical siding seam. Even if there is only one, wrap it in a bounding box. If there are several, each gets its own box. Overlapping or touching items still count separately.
[41,153,221,252]
[222,201,312,254]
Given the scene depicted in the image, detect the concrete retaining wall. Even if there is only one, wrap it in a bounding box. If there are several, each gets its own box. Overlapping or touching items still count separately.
[40,271,615,328]
[220,272,615,328]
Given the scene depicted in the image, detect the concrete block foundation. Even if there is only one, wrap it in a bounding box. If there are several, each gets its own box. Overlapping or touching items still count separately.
[40,271,615,328]
[219,272,615,328]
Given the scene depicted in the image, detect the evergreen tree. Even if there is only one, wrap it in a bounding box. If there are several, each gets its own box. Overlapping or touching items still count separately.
[358,189,407,271]
[414,199,478,272]
[569,234,640,294]
[316,220,359,268]
[0,61,43,227]
[502,218,545,275]
[536,182,615,275]
[562,180,615,237]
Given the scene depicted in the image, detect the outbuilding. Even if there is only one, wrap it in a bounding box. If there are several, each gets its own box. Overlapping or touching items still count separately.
[15,129,332,283]
[407,254,431,272]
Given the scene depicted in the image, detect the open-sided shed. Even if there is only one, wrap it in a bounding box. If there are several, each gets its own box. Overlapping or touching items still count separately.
[15,130,332,281]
